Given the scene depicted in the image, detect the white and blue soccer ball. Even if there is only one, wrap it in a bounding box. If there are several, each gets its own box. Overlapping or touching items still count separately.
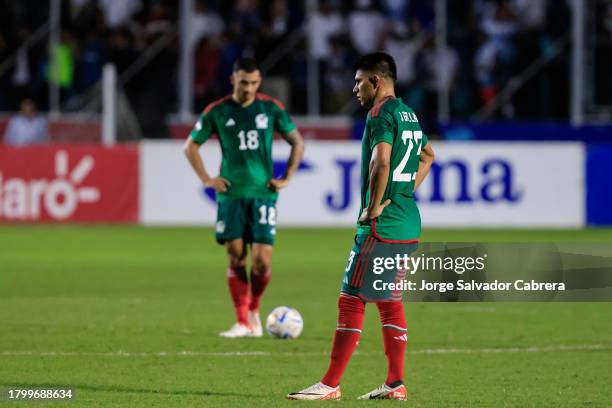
[266,306,303,339]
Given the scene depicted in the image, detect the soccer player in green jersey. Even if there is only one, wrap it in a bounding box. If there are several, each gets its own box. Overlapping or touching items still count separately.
[289,53,435,400]
[184,58,304,338]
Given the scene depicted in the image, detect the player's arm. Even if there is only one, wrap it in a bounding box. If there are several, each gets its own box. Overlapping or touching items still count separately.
[414,142,435,191]
[359,142,392,223]
[268,128,305,191]
[183,137,230,193]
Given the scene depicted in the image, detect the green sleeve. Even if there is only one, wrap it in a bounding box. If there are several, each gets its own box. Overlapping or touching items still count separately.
[273,104,297,135]
[422,132,428,147]
[369,111,394,150]
[190,112,215,144]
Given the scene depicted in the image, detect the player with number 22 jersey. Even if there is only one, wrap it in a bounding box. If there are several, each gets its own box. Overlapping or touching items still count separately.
[289,53,435,401]
[357,96,428,242]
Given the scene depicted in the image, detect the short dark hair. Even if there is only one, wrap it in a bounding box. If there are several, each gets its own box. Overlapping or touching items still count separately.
[233,57,260,73]
[353,52,397,82]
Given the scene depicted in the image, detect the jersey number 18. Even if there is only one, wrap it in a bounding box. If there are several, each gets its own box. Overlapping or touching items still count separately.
[238,130,259,150]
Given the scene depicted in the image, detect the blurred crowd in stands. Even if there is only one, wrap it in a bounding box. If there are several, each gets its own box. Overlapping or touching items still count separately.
[1,0,611,139]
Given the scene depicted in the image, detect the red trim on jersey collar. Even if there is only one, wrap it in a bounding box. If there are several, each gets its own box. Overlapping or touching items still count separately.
[204,93,286,113]
[369,96,395,118]
[255,92,286,110]
[203,94,232,114]
[371,219,420,243]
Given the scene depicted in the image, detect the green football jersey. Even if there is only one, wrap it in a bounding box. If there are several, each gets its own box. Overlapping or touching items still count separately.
[356,97,428,241]
[190,93,297,201]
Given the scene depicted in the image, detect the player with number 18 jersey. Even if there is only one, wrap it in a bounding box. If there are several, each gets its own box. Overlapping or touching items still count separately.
[185,58,304,339]
[191,93,296,207]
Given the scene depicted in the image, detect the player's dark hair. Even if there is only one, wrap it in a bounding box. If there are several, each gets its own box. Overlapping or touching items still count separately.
[233,57,260,73]
[352,52,397,82]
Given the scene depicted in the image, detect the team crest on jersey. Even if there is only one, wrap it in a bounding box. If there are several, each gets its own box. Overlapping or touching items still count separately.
[255,114,268,129]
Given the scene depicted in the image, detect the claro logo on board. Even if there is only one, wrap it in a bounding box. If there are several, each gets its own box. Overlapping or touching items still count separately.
[0,150,100,220]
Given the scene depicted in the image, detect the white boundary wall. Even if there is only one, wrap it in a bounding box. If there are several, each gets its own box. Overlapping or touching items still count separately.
[140,141,585,228]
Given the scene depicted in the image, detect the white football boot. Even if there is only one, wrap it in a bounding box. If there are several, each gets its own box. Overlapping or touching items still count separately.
[219,323,251,338]
[357,383,407,400]
[287,382,341,400]
[248,310,263,338]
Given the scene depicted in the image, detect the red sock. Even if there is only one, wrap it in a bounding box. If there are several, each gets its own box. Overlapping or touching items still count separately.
[377,302,407,386]
[227,267,249,325]
[321,293,365,387]
[249,267,271,311]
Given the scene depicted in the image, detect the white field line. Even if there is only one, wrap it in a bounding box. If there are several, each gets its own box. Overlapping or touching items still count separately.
[0,344,609,358]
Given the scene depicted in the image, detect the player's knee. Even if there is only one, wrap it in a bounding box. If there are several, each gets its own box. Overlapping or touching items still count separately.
[228,252,247,269]
[252,255,271,275]
[377,301,406,325]
[338,293,365,313]
[337,293,365,329]
[226,245,246,268]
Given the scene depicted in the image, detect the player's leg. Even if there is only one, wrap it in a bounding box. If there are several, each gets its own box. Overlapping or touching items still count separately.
[223,238,250,328]
[320,292,365,386]
[216,199,250,338]
[288,295,364,400]
[358,241,417,399]
[320,235,372,387]
[358,301,408,400]
[377,301,407,387]
[248,243,272,337]
[288,236,369,400]
[248,198,277,337]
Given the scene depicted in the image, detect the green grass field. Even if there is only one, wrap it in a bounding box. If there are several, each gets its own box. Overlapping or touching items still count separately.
[1,226,612,407]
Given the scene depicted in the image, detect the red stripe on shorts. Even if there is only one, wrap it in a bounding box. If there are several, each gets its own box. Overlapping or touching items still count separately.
[350,238,370,287]
[356,237,378,288]
[352,236,376,288]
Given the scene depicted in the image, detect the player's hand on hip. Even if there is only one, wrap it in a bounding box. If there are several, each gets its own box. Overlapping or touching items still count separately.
[359,199,392,224]
[268,178,289,192]
[205,177,231,193]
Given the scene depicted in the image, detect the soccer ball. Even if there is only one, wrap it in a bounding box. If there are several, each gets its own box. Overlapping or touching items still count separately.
[266,306,303,339]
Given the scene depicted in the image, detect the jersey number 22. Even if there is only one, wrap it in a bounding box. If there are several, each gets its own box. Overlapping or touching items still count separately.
[392,130,423,182]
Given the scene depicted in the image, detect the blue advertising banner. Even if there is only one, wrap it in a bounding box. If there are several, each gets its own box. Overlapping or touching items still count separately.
[586,144,612,226]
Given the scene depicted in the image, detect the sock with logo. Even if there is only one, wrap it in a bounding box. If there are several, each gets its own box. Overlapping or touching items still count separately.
[321,293,365,387]
[227,266,249,325]
[249,267,271,311]
[377,301,407,386]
